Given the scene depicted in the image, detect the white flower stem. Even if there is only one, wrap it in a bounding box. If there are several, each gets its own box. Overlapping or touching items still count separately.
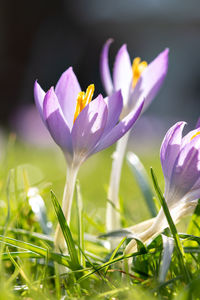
[54,165,79,252]
[106,132,130,236]
[125,226,157,254]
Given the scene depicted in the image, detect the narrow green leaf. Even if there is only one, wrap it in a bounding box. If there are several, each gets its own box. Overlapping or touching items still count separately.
[75,242,108,284]
[179,233,200,244]
[127,152,157,217]
[78,251,143,283]
[51,190,80,269]
[0,235,70,267]
[105,238,126,274]
[0,227,53,244]
[7,250,31,285]
[150,167,190,282]
[1,251,41,260]
[0,235,47,256]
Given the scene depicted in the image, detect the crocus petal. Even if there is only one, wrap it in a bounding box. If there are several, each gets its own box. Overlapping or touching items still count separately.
[113,44,132,106]
[129,49,169,111]
[102,90,123,136]
[93,98,144,154]
[34,81,46,123]
[43,87,73,156]
[71,95,108,161]
[160,121,186,187]
[100,39,114,96]
[168,136,200,202]
[181,127,200,148]
[55,67,81,130]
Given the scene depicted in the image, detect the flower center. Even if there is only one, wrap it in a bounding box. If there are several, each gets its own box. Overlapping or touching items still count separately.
[132,57,148,88]
[191,131,200,141]
[73,84,95,123]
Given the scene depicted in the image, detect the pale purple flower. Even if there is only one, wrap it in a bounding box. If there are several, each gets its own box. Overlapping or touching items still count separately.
[101,40,169,237]
[34,67,144,166]
[160,121,200,210]
[125,121,200,254]
[100,39,169,116]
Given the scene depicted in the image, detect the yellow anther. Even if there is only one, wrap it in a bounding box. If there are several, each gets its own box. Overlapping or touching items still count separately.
[132,57,148,88]
[73,84,95,123]
[191,131,200,141]
[82,84,95,107]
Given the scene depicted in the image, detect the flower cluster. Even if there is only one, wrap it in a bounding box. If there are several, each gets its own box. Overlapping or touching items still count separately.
[33,38,199,254]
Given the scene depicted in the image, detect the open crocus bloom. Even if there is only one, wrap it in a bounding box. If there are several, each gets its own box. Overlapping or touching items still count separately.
[125,121,200,254]
[101,39,169,237]
[160,121,200,208]
[100,39,169,117]
[34,67,144,167]
[34,66,144,252]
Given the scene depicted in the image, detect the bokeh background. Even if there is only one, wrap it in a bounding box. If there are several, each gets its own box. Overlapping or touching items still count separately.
[0,0,200,228]
[1,0,200,124]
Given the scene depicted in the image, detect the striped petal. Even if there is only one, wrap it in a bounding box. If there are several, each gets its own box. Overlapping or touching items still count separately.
[93,98,144,154]
[129,49,169,112]
[113,44,132,106]
[43,87,73,157]
[55,67,81,130]
[160,121,186,187]
[103,90,123,136]
[71,95,108,161]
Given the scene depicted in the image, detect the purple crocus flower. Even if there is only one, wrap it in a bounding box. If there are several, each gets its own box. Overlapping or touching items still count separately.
[34,66,144,251]
[34,67,143,167]
[100,39,169,237]
[160,121,200,209]
[125,121,200,254]
[100,39,169,116]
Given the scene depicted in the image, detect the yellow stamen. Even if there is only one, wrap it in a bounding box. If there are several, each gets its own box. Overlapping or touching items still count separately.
[73,84,95,123]
[191,131,200,141]
[132,57,148,88]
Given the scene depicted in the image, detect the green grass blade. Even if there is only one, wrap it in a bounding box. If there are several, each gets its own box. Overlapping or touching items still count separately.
[0,235,47,256]
[127,152,157,217]
[105,237,126,274]
[0,235,70,267]
[0,227,53,244]
[150,167,190,282]
[179,233,200,244]
[51,190,80,269]
[2,251,41,260]
[78,251,142,283]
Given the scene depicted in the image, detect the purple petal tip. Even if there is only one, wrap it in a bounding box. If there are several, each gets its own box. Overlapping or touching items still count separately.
[119,44,128,54]
[106,38,114,45]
